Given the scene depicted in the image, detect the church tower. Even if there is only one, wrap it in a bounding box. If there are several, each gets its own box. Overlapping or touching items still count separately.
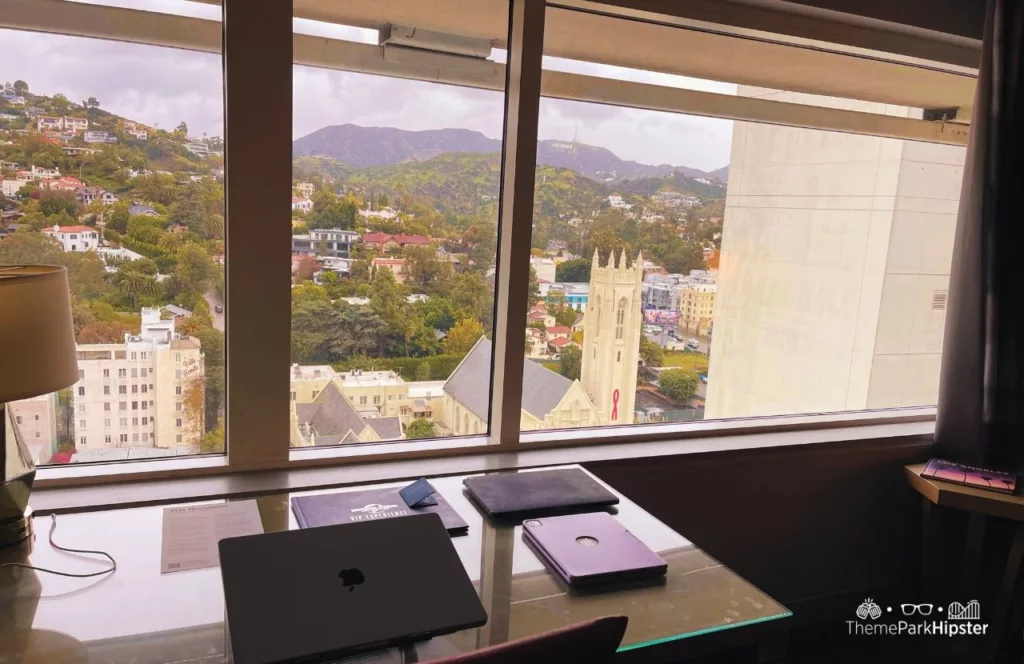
[581,250,643,425]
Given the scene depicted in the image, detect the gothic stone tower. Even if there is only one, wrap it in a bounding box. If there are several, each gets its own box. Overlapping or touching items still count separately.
[581,250,643,425]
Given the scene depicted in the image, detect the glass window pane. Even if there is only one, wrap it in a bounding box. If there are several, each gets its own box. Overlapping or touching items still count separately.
[517,7,966,435]
[0,4,225,464]
[289,3,509,447]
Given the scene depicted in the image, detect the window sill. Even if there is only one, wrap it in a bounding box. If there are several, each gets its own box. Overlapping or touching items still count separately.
[31,413,935,514]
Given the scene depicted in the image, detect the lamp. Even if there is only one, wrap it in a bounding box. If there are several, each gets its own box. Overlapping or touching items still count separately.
[0,265,78,547]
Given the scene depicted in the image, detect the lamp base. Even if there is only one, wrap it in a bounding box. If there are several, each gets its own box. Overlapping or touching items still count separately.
[0,506,33,549]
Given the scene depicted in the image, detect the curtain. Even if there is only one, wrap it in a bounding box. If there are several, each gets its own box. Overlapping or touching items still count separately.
[935,0,1024,469]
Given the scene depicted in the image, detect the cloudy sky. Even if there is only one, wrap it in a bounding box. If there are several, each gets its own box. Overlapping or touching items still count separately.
[1,0,734,171]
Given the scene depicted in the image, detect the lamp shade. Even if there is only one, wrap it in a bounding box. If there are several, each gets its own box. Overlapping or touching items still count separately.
[0,266,79,403]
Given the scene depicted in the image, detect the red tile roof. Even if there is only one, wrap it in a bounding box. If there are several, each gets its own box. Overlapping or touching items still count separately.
[43,225,95,234]
[394,233,430,245]
[548,337,571,346]
[362,232,393,244]
[546,326,571,334]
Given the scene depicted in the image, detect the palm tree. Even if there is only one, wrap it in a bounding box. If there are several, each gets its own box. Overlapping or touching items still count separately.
[119,272,162,310]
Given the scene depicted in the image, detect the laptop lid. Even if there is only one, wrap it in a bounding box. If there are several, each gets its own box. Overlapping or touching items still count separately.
[463,469,619,519]
[219,513,487,664]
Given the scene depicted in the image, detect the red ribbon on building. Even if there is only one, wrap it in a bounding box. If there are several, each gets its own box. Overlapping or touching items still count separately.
[611,389,620,421]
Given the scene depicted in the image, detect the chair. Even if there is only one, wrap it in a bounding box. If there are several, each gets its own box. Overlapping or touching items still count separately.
[433,615,628,664]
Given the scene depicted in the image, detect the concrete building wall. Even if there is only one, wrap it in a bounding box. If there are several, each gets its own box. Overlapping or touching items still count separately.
[706,87,964,419]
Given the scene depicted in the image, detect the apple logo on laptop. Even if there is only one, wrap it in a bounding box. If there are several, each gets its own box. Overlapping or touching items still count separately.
[338,568,365,592]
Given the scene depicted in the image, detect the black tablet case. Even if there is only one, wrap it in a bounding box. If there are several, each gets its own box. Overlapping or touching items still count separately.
[463,468,619,518]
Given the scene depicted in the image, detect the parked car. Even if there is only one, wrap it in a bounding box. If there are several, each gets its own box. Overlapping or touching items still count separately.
[686,339,700,350]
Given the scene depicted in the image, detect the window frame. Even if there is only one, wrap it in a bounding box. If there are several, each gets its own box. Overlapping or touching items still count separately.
[11,0,969,487]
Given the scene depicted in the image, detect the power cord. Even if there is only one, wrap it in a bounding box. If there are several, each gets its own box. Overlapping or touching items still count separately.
[0,515,117,578]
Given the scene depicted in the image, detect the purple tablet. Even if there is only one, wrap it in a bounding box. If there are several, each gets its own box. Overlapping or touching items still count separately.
[523,512,667,589]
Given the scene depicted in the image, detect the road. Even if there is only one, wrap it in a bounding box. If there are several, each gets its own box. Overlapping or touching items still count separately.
[644,330,711,355]
[204,291,225,332]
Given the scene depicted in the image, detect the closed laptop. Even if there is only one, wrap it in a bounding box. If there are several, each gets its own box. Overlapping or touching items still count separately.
[523,512,667,589]
[462,468,619,519]
[219,513,487,664]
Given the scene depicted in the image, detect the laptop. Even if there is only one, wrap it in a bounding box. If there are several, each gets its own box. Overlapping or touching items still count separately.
[219,513,487,664]
[523,512,667,589]
[463,468,619,520]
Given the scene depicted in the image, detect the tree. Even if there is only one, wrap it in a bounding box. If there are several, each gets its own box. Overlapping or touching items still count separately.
[444,318,484,354]
[528,267,541,306]
[172,243,216,304]
[555,257,591,283]
[118,271,161,309]
[182,375,205,437]
[658,369,699,402]
[294,255,319,283]
[38,190,79,218]
[175,121,188,136]
[13,80,28,95]
[85,97,100,109]
[292,281,329,305]
[639,336,664,367]
[309,189,357,229]
[406,418,437,440]
[199,422,225,453]
[559,344,582,381]
[170,182,206,231]
[51,94,70,114]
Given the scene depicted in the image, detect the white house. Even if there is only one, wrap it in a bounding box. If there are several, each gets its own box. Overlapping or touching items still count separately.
[185,142,209,157]
[62,117,89,133]
[42,225,99,252]
[0,180,20,197]
[291,196,313,212]
[295,181,315,197]
[358,207,399,221]
[37,116,62,132]
[84,130,112,144]
[607,194,633,210]
[76,186,118,205]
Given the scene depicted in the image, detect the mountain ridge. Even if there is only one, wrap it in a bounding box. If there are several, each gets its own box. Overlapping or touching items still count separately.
[293,123,728,184]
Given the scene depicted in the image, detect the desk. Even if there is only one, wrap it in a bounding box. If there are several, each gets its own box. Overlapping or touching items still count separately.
[0,466,790,663]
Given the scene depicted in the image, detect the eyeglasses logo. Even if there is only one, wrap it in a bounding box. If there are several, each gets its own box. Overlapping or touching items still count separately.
[901,604,935,616]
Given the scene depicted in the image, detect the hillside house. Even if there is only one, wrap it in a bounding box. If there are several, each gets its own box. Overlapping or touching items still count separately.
[63,117,88,133]
[40,176,84,192]
[42,224,99,252]
[76,186,118,205]
[129,203,160,217]
[371,257,407,283]
[291,196,313,212]
[185,142,209,156]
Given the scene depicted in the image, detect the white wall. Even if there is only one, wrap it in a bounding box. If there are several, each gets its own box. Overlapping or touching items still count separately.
[706,87,964,419]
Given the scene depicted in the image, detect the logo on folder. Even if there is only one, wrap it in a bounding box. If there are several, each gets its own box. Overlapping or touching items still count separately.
[350,503,400,515]
[948,600,981,620]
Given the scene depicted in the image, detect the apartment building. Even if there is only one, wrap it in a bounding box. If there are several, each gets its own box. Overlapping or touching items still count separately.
[707,87,964,418]
[72,308,205,451]
[678,283,716,336]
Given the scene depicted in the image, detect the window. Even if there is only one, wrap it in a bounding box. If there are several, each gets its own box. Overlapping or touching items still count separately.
[79,419,86,429]
[142,417,149,425]
[120,434,128,444]
[4,0,969,473]
[105,435,111,444]
[176,434,183,444]
[286,4,508,450]
[15,416,21,425]
[78,369,85,380]
[132,417,138,426]
[119,418,127,427]
[132,433,139,443]
[80,437,86,446]
[77,387,85,397]
[176,419,183,428]
[132,401,138,410]
[104,418,111,428]
[142,433,149,443]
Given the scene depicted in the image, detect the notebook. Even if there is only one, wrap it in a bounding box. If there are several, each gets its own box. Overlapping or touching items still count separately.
[462,468,619,519]
[522,512,667,589]
[292,486,469,536]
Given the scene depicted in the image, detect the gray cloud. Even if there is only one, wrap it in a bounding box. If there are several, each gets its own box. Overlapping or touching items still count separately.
[1,20,732,170]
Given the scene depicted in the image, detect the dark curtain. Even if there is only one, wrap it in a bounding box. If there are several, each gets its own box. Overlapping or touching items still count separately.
[935,0,1024,469]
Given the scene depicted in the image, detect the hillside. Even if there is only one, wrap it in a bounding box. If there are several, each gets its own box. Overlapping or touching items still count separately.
[293,123,726,183]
